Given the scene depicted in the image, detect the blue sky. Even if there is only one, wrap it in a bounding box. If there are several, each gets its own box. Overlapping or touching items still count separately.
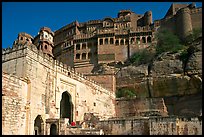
[2,2,202,49]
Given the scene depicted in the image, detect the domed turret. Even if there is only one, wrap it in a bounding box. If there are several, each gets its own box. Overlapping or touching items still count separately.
[13,32,33,47]
[33,27,54,57]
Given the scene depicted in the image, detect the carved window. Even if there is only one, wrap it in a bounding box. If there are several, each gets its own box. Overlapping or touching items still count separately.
[115,40,119,45]
[125,39,129,45]
[105,38,108,45]
[120,39,124,45]
[142,37,146,43]
[76,44,80,50]
[110,38,114,44]
[147,36,152,43]
[82,53,86,60]
[82,43,86,49]
[45,45,47,49]
[100,39,103,45]
[136,38,140,44]
[76,54,80,59]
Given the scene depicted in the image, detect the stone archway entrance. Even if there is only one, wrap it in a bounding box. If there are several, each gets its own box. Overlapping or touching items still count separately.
[34,115,44,135]
[60,91,73,124]
[50,124,57,135]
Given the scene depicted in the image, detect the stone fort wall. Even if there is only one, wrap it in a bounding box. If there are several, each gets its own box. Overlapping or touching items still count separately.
[2,43,116,135]
[159,7,202,40]
[2,72,29,135]
[98,116,202,135]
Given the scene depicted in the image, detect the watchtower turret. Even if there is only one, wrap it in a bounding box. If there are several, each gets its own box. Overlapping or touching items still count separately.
[33,27,54,57]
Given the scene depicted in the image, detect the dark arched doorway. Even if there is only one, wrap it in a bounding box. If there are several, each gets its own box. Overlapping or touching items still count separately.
[50,124,57,135]
[34,115,43,135]
[60,91,73,124]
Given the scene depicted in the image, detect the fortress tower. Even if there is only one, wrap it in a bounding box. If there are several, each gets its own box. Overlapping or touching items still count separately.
[176,7,193,40]
[33,27,54,57]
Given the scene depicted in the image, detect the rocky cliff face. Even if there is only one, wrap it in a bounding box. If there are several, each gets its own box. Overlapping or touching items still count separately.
[115,36,202,117]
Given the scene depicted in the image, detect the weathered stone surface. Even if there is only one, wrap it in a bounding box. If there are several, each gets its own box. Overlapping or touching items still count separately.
[151,52,183,76]
[186,51,202,76]
[164,92,202,117]
[151,75,201,97]
[98,116,202,135]
[115,97,168,117]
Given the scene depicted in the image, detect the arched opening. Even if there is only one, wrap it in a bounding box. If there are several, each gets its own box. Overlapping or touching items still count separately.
[131,38,135,44]
[76,44,80,50]
[136,38,140,44]
[115,40,119,45]
[50,124,57,135]
[60,91,73,124]
[105,38,108,45]
[125,39,129,45]
[147,36,152,43]
[120,39,124,45]
[82,43,86,49]
[34,115,43,135]
[76,54,80,60]
[142,37,146,43]
[82,53,87,60]
[100,39,103,45]
[110,38,114,44]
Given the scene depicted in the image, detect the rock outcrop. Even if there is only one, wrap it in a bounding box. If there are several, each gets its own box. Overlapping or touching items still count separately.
[115,36,202,117]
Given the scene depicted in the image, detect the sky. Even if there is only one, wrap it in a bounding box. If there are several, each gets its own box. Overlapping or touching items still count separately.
[2,2,202,49]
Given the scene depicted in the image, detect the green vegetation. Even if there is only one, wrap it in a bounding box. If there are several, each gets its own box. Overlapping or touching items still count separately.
[116,88,136,98]
[179,49,189,63]
[179,45,196,72]
[184,28,202,44]
[129,48,155,65]
[155,29,184,55]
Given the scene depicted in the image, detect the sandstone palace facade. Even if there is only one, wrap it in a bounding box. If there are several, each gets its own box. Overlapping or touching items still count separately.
[2,3,202,135]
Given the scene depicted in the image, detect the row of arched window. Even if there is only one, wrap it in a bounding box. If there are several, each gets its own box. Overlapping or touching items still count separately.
[74,36,152,51]
[75,43,94,50]
[99,36,152,45]
[75,52,97,60]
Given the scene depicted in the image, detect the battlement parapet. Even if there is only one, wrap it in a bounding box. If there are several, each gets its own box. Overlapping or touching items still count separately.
[176,116,202,122]
[87,20,102,25]
[97,28,115,35]
[190,7,202,14]
[2,43,27,55]
[176,7,191,15]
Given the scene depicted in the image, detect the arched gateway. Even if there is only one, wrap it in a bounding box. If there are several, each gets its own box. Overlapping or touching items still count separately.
[60,91,74,124]
[34,115,44,135]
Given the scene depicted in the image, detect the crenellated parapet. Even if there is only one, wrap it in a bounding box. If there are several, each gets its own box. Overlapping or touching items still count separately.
[190,7,202,14]
[87,20,102,25]
[2,43,28,62]
[23,42,115,96]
